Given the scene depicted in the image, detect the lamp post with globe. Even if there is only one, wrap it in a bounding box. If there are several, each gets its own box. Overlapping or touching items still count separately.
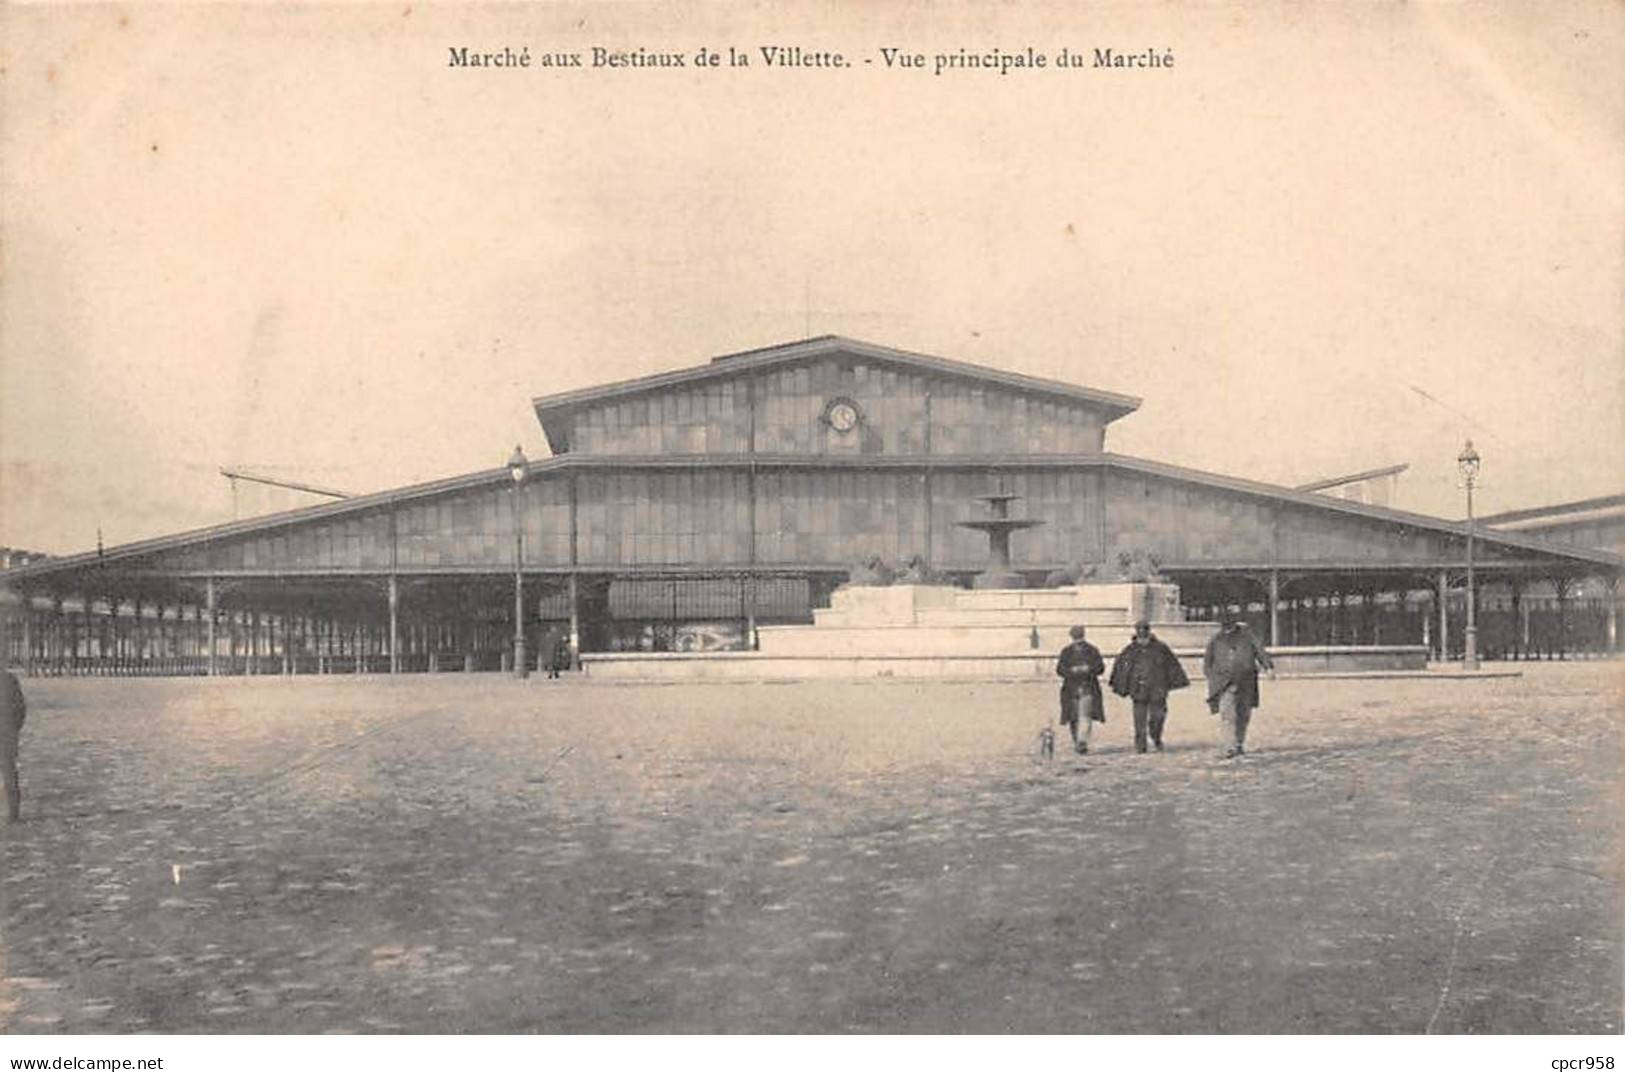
[1458,440,1481,670]
[508,445,530,678]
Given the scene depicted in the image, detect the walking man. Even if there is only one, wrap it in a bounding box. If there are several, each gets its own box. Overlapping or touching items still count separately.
[1056,624,1106,755]
[1109,620,1190,753]
[1203,609,1274,759]
[1,667,25,822]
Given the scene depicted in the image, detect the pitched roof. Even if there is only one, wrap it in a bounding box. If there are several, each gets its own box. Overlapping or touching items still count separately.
[4,449,1615,585]
[0,457,572,581]
[531,335,1142,453]
[1100,454,1621,568]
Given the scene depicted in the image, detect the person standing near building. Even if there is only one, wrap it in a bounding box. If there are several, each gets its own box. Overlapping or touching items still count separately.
[1,667,25,822]
[1203,609,1274,759]
[1109,620,1190,753]
[1056,624,1106,755]
[547,628,572,679]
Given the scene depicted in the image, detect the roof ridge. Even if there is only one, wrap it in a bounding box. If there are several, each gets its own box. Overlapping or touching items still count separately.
[709,334,843,362]
[1475,492,1625,526]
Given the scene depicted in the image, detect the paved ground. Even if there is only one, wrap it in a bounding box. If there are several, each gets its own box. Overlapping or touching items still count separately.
[1,663,1619,1033]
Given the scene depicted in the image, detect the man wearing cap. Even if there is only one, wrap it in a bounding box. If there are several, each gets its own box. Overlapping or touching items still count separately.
[1203,610,1274,758]
[1055,624,1106,755]
[1109,620,1190,753]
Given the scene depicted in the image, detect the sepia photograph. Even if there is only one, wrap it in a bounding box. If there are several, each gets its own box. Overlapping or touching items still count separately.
[1,0,1620,1060]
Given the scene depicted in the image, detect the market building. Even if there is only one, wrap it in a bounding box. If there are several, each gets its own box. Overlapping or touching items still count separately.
[1,336,1617,675]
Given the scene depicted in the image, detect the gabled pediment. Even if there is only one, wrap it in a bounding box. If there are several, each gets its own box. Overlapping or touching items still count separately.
[532,335,1141,457]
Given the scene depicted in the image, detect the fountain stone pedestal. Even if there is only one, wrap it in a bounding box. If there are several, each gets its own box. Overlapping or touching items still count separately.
[957,493,1044,589]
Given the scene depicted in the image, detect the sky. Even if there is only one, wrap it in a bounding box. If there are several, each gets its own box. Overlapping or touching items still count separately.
[3,1,1621,553]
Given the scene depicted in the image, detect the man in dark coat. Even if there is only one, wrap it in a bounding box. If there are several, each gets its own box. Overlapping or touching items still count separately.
[549,629,573,679]
[1109,620,1190,753]
[1,668,25,822]
[1203,610,1274,758]
[540,627,570,679]
[1056,624,1106,755]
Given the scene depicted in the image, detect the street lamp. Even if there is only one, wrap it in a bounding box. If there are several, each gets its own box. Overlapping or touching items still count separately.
[1457,439,1481,670]
[508,445,529,678]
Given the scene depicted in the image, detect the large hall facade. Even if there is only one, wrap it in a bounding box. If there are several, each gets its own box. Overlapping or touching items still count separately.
[2,336,1618,675]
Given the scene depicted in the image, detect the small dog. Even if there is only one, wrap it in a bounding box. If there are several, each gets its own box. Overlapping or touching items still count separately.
[1038,725,1056,760]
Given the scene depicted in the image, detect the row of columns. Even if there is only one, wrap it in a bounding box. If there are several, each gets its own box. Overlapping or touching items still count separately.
[7,593,419,677]
[6,571,591,678]
[1195,589,1416,646]
[1191,569,1617,660]
[1430,571,1603,660]
[10,567,1617,675]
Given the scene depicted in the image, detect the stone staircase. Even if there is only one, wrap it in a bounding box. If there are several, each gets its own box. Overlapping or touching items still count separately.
[757,583,1215,658]
[581,582,1219,681]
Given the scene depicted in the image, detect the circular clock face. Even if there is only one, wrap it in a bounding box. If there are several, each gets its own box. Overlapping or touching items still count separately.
[827,400,859,432]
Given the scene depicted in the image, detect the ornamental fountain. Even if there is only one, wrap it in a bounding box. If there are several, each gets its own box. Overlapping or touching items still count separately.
[957,490,1045,589]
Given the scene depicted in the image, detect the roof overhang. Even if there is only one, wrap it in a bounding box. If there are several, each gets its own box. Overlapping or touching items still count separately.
[5,450,1615,589]
[1099,453,1621,569]
[0,456,573,583]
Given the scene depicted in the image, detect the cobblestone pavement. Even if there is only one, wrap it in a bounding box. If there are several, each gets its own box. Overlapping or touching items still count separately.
[1,663,1619,1033]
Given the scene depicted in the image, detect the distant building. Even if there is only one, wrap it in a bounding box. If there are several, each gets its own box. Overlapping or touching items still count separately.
[1478,494,1625,557]
[0,548,50,571]
[1469,495,1625,658]
[0,336,1616,675]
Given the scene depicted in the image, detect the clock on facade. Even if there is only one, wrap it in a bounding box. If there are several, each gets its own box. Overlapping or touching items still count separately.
[822,397,862,433]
